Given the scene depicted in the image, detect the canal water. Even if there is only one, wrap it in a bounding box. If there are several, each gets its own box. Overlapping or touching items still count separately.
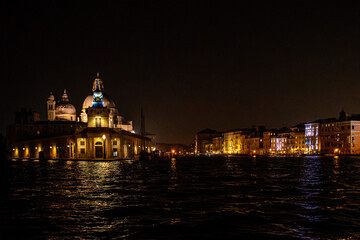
[1,156,360,239]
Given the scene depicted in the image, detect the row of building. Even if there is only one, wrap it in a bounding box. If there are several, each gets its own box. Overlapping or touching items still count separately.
[195,110,360,156]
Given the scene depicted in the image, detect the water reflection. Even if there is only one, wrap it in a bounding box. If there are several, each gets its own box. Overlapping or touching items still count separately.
[292,157,323,239]
[332,157,340,179]
[1,157,360,239]
[328,157,345,211]
[296,158,322,214]
[168,158,178,190]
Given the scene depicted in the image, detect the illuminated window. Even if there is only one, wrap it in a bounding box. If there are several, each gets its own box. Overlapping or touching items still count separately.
[113,148,118,157]
[96,118,101,127]
[80,141,85,146]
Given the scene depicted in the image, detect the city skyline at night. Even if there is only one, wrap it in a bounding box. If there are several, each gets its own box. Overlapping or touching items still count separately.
[2,2,360,239]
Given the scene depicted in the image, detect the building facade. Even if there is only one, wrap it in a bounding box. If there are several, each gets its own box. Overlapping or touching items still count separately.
[7,74,150,160]
[320,120,360,155]
[305,122,320,154]
[223,130,243,154]
[195,129,222,154]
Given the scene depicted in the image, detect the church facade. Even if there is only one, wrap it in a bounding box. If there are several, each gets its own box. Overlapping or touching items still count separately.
[7,74,151,160]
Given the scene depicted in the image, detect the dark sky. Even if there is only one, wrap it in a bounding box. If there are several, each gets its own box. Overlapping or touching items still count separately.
[2,0,360,144]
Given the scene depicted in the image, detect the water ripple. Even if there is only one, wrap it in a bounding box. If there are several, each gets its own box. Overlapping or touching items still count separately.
[1,156,360,239]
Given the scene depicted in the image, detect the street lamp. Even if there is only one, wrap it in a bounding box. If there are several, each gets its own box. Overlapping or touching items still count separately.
[102,135,106,159]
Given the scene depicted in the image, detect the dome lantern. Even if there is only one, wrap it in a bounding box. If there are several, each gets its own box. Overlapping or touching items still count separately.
[48,92,55,101]
[61,89,70,102]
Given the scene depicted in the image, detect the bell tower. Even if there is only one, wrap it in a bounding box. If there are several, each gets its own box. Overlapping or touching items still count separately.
[47,92,56,121]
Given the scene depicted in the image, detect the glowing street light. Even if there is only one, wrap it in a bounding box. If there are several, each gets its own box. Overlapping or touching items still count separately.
[102,135,106,159]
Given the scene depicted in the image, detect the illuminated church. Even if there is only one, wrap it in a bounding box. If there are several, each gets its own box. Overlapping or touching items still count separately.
[7,74,151,160]
[46,73,133,132]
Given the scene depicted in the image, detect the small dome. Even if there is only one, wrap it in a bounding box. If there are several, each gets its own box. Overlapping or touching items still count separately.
[48,92,55,101]
[56,102,76,115]
[82,92,116,109]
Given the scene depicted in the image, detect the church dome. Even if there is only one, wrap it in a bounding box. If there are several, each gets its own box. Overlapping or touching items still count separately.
[82,92,116,109]
[55,102,76,115]
[55,89,76,115]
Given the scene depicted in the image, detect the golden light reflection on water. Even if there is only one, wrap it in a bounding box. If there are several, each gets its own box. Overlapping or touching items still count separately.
[4,157,360,239]
[38,160,134,236]
[219,206,253,215]
[332,157,340,176]
[170,218,181,224]
[168,158,178,190]
[224,158,244,177]
[124,160,134,164]
[328,157,345,210]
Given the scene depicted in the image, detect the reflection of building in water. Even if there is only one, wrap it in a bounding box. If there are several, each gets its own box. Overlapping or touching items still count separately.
[296,157,323,222]
[6,74,151,160]
[328,158,345,210]
[168,158,178,190]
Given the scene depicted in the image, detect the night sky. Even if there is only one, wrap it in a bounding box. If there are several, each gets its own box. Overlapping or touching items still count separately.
[2,1,360,144]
